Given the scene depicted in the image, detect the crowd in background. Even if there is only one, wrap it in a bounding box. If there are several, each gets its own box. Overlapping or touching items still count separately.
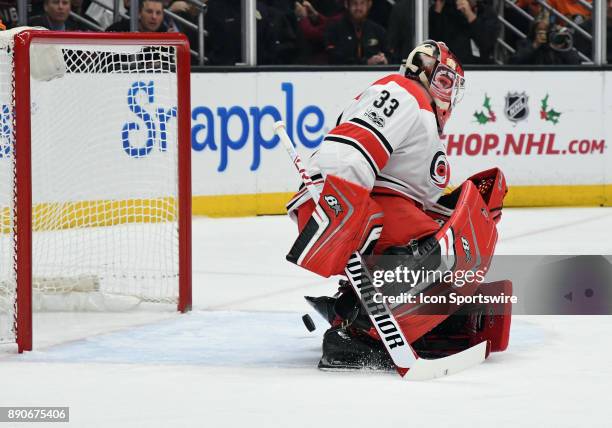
[0,0,610,65]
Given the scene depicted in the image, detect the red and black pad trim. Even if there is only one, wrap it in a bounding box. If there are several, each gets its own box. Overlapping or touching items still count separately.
[286,210,330,265]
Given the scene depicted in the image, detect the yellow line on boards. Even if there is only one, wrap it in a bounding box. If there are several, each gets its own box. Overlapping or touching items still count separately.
[1,184,610,233]
[193,185,612,216]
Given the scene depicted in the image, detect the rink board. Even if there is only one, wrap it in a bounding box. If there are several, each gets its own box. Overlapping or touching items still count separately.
[2,70,610,221]
[189,70,611,215]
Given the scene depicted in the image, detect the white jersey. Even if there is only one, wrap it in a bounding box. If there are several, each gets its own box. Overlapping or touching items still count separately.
[287,74,450,217]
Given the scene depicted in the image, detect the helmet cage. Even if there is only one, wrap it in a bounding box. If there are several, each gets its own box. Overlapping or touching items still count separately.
[400,40,465,133]
[429,62,465,111]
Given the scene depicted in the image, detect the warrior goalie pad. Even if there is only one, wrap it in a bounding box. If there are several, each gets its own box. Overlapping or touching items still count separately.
[411,280,513,358]
[366,179,503,344]
[287,175,383,278]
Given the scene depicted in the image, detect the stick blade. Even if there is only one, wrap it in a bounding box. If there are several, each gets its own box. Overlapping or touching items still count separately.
[402,341,488,381]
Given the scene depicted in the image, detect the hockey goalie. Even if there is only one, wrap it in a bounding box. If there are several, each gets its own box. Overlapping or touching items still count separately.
[285,40,512,370]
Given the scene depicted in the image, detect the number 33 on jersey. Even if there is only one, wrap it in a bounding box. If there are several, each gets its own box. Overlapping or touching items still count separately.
[307,73,451,211]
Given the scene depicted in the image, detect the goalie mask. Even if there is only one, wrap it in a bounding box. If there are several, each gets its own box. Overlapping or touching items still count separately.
[399,40,465,134]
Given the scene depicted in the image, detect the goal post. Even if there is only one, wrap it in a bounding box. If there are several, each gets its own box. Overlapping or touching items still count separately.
[0,29,192,353]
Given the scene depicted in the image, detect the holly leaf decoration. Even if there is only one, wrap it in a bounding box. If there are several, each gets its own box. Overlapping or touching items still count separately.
[547,109,561,124]
[474,95,496,125]
[474,111,489,124]
[540,95,561,124]
[483,94,492,110]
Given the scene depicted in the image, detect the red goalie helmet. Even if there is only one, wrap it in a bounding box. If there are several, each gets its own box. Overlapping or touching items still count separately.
[399,40,465,134]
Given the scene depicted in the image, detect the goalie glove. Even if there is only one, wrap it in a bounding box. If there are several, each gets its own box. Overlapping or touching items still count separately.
[287,175,383,278]
[467,167,507,224]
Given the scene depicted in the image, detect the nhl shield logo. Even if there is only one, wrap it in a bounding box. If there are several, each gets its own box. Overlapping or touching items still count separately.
[504,92,529,123]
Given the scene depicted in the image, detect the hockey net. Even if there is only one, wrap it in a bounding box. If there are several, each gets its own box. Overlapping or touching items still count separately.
[0,29,191,352]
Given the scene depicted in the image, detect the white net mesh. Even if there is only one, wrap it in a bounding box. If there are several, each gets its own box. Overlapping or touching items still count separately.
[0,34,16,344]
[1,31,182,345]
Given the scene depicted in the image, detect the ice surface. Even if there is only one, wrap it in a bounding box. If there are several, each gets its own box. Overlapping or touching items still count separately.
[1,208,611,428]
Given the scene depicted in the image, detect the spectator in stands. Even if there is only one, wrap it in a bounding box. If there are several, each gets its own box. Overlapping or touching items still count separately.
[575,0,612,62]
[205,0,245,64]
[509,10,580,64]
[106,0,168,31]
[30,1,48,22]
[0,2,19,29]
[29,0,85,30]
[71,0,100,29]
[325,0,388,65]
[386,0,415,64]
[206,0,296,65]
[294,0,344,64]
[161,0,180,32]
[503,0,542,55]
[168,0,202,47]
[1,1,47,29]
[261,1,298,63]
[71,0,85,16]
[86,0,127,30]
[429,0,499,64]
[548,0,592,23]
[516,0,542,16]
[368,0,392,29]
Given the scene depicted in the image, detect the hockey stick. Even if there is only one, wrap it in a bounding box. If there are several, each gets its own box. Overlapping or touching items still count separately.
[274,121,488,380]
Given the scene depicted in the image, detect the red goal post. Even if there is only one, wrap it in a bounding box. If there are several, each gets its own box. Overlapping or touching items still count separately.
[0,29,192,353]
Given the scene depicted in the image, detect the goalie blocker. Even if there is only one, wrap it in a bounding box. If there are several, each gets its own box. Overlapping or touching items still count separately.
[286,175,384,278]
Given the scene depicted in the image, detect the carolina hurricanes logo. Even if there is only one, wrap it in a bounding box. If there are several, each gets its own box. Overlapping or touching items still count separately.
[430,151,450,189]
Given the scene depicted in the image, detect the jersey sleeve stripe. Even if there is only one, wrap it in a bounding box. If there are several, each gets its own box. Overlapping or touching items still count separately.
[349,117,394,155]
[286,176,324,211]
[286,193,305,212]
[324,135,379,176]
[298,173,323,191]
[375,173,410,190]
[331,122,390,169]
